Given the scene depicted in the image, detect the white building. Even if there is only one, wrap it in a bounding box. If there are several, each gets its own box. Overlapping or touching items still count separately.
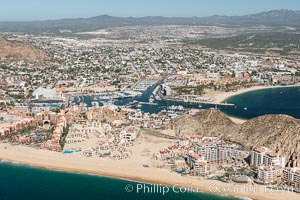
[193,160,208,176]
[282,167,300,189]
[257,165,283,183]
[195,141,231,163]
[119,126,139,142]
[32,87,58,99]
[250,146,285,168]
[187,152,201,167]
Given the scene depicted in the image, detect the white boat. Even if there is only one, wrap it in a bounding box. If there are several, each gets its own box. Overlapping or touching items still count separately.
[99,96,110,100]
[149,97,155,104]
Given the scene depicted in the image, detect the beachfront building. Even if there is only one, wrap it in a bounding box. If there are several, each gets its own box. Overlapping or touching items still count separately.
[257,165,283,184]
[41,141,61,152]
[65,121,102,144]
[97,140,110,150]
[263,151,286,168]
[110,147,132,160]
[187,152,203,167]
[119,126,139,142]
[36,111,59,126]
[65,126,89,144]
[250,146,285,168]
[282,167,300,189]
[159,145,192,159]
[192,161,208,176]
[41,110,67,152]
[0,111,35,137]
[194,139,231,164]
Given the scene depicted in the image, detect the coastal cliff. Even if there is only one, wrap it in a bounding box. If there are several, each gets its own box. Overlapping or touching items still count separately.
[170,109,300,167]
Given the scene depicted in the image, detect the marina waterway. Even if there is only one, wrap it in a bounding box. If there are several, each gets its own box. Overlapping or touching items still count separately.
[71,84,300,120]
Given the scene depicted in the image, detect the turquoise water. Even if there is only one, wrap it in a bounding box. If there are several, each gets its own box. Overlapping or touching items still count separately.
[223,87,300,119]
[0,162,238,200]
[63,149,81,154]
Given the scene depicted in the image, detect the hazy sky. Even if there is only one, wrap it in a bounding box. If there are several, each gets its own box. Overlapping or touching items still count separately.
[0,0,299,21]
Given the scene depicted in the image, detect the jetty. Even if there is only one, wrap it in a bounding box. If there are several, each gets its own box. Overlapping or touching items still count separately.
[164,97,235,107]
[140,102,158,105]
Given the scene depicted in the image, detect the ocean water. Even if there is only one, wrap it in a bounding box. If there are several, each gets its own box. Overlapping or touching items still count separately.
[223,86,300,119]
[31,86,300,200]
[0,162,238,200]
[78,84,300,120]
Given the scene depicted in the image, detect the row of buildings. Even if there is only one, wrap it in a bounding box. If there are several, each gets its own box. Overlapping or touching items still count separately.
[41,110,67,151]
[0,111,35,137]
[251,146,300,189]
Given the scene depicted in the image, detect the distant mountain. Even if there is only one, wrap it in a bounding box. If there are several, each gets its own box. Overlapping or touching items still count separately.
[234,9,300,26]
[0,9,299,34]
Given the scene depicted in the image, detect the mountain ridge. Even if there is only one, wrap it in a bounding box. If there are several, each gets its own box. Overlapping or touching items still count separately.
[169,109,300,167]
[0,9,300,34]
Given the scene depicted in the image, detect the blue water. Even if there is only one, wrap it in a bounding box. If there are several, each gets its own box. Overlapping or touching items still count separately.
[63,149,81,154]
[223,87,300,119]
[77,83,235,114]
[76,84,300,120]
[0,162,237,200]
[3,87,298,200]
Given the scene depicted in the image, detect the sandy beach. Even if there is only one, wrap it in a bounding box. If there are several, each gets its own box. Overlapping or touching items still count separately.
[205,84,300,124]
[1,136,299,200]
[211,85,300,104]
[1,85,300,200]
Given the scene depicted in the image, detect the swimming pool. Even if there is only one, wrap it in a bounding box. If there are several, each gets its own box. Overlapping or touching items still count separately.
[62,149,81,154]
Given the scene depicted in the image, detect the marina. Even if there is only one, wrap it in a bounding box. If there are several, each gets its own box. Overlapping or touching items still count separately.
[68,81,237,116]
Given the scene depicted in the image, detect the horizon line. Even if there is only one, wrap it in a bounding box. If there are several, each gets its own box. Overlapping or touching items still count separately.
[0,8,299,23]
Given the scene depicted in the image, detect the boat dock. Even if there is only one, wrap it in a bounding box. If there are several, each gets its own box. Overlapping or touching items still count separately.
[140,102,158,105]
[164,98,235,107]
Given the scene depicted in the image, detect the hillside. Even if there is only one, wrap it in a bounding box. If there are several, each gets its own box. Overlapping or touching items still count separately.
[170,109,300,167]
[0,37,46,64]
[0,10,299,34]
[170,109,239,139]
[239,114,300,167]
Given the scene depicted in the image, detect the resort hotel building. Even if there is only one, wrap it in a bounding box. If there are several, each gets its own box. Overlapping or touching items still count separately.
[257,165,283,184]
[282,167,300,189]
[0,111,35,137]
[251,146,286,184]
[192,160,208,176]
[194,138,231,164]
[250,146,285,168]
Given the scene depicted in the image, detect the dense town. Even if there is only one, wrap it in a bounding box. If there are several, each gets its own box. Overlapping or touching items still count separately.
[1,28,300,194]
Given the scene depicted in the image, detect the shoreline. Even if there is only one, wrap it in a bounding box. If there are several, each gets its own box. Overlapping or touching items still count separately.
[0,157,255,200]
[0,158,243,200]
[210,84,300,124]
[1,143,299,200]
[211,84,300,104]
